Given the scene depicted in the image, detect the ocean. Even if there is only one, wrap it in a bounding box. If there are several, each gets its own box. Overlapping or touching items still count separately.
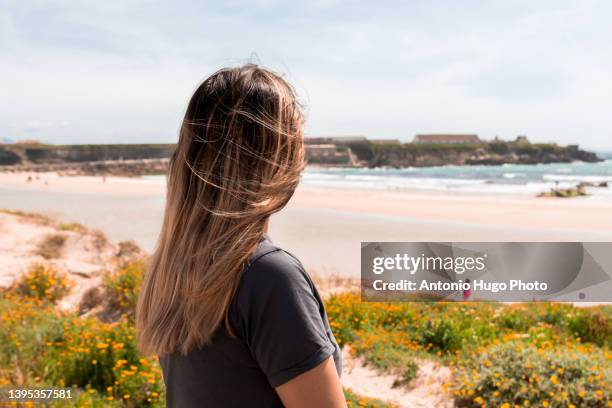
[302,159,612,198]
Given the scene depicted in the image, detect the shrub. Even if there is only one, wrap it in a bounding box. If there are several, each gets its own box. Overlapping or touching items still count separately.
[0,295,164,407]
[451,342,611,407]
[567,309,611,348]
[14,263,72,303]
[44,317,164,406]
[325,292,610,397]
[535,302,573,326]
[418,319,463,352]
[325,292,366,347]
[344,388,397,408]
[350,328,420,387]
[103,260,146,317]
[496,307,532,331]
[0,295,63,381]
[36,233,67,259]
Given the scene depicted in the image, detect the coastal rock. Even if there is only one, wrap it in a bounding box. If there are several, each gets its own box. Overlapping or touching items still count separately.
[537,185,589,198]
[578,181,609,188]
[1,141,602,173]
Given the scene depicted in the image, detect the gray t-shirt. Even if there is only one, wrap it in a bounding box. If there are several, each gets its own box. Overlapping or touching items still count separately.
[159,235,342,407]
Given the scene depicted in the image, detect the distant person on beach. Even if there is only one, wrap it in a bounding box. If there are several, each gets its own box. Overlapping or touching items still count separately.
[463,278,472,301]
[136,64,345,408]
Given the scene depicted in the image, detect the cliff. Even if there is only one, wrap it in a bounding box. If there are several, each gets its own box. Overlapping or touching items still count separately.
[0,143,174,166]
[365,141,600,168]
[0,140,601,171]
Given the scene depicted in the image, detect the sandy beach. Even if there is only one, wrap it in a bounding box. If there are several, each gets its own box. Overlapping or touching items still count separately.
[2,171,612,277]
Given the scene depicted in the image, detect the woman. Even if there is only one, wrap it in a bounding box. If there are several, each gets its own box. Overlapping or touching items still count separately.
[136,64,345,408]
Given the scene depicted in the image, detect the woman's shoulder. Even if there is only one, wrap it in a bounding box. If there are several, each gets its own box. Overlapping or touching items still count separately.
[241,235,311,292]
[229,235,319,334]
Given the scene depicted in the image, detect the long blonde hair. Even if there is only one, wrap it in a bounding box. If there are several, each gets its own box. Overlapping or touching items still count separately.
[136,64,305,356]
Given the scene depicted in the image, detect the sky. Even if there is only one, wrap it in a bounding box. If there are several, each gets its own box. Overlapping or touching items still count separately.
[1,0,611,149]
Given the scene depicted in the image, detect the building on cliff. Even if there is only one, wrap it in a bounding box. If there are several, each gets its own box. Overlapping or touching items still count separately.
[370,139,401,144]
[515,135,530,144]
[304,144,357,166]
[305,136,368,145]
[304,136,368,166]
[413,134,481,144]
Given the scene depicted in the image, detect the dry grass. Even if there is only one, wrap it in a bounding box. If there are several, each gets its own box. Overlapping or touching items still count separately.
[35,233,67,259]
[116,240,142,259]
[0,208,53,226]
[57,222,87,233]
[310,271,359,297]
[89,229,108,252]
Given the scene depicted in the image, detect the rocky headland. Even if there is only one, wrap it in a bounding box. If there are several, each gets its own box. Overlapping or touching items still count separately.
[0,138,602,176]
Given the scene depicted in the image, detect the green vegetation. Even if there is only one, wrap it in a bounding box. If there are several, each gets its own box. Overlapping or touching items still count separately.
[12,263,72,303]
[453,342,610,407]
[1,263,387,407]
[2,259,610,407]
[403,142,484,152]
[0,294,164,407]
[343,388,397,407]
[368,141,484,153]
[103,260,146,318]
[326,293,611,406]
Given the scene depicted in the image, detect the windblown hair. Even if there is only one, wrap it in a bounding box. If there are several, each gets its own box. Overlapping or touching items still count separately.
[136,64,305,356]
